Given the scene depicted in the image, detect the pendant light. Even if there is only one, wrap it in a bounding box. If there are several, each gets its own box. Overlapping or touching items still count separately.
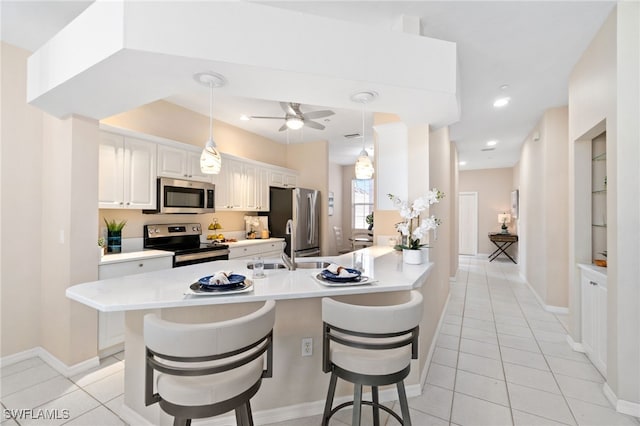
[194,72,226,175]
[351,91,377,179]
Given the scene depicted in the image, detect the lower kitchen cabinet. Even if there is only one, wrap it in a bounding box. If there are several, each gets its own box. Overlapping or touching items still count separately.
[228,240,285,260]
[579,264,607,376]
[98,255,172,353]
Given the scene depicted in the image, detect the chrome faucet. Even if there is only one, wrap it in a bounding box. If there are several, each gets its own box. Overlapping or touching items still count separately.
[282,219,296,270]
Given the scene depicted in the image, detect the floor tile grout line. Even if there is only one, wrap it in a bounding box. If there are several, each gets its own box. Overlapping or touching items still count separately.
[501,261,583,426]
[483,261,516,426]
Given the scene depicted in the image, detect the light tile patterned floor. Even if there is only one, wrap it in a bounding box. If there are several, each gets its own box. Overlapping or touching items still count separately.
[1,257,639,425]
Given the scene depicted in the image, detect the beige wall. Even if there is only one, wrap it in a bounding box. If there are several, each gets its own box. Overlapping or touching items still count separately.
[449,144,459,278]
[326,163,344,255]
[285,141,330,255]
[569,4,640,407]
[459,168,514,255]
[1,42,98,362]
[1,43,44,356]
[517,107,569,308]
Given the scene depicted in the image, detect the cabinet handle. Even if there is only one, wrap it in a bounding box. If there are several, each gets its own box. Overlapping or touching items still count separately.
[119,201,124,205]
[590,281,598,286]
[139,263,144,267]
[126,202,130,205]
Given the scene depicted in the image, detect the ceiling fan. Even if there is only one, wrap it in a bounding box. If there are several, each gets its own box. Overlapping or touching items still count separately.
[250,102,335,131]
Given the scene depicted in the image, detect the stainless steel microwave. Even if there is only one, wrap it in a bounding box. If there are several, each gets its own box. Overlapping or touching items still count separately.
[144,178,215,214]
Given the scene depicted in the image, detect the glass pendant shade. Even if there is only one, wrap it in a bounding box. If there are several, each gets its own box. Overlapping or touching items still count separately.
[355,149,374,179]
[200,138,222,174]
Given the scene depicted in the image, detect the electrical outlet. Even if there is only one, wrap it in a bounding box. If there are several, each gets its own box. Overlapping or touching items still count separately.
[301,338,313,357]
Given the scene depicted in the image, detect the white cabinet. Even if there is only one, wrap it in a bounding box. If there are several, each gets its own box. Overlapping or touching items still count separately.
[99,132,157,209]
[98,255,172,352]
[580,265,607,376]
[269,169,298,188]
[228,240,285,260]
[216,157,278,212]
[245,164,270,211]
[157,144,212,183]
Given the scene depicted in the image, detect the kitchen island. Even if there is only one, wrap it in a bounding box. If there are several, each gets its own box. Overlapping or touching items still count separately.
[67,246,438,425]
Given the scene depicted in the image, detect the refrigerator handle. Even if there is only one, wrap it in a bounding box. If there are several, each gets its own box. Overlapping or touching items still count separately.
[307,194,313,244]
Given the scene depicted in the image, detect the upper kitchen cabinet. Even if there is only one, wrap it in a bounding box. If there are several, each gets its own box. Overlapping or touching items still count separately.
[269,169,298,188]
[215,157,245,210]
[99,132,157,209]
[245,164,270,212]
[157,144,213,183]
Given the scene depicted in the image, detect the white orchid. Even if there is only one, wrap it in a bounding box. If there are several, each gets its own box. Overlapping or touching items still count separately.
[388,190,444,250]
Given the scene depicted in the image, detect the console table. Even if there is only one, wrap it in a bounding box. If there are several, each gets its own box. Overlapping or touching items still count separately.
[488,233,518,263]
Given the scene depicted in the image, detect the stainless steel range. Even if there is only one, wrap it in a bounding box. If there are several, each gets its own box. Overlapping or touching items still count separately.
[143,223,229,267]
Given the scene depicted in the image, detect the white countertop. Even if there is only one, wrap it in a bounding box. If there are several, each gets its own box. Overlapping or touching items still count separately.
[68,246,433,312]
[99,250,173,266]
[223,237,285,247]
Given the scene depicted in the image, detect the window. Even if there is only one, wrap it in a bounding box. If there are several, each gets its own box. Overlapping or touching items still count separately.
[352,179,374,229]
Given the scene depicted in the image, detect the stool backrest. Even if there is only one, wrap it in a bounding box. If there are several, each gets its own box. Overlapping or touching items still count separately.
[322,291,423,334]
[144,300,275,358]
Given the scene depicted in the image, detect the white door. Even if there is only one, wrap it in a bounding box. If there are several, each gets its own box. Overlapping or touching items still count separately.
[459,192,478,255]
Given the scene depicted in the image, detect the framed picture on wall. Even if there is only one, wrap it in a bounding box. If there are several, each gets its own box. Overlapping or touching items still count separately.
[511,190,519,219]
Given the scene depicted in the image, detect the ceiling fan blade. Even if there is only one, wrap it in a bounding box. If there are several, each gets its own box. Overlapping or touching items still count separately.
[280,102,296,115]
[304,120,325,130]
[302,110,335,119]
[278,123,288,132]
[250,116,284,120]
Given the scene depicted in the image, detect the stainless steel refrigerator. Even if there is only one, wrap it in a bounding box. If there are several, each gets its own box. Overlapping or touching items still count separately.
[268,187,320,257]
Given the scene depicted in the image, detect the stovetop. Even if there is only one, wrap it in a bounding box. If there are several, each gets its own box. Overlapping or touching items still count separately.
[143,223,228,253]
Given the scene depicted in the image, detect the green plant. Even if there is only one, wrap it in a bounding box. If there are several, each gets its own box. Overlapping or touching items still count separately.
[366,212,374,226]
[98,237,106,247]
[104,218,127,232]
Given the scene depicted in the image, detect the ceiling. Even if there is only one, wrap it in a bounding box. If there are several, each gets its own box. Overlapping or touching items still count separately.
[1,1,615,168]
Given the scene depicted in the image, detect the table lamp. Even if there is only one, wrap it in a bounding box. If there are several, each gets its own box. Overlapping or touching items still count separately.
[498,213,511,234]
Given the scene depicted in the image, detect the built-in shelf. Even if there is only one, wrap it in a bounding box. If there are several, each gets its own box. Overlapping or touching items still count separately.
[592,152,606,161]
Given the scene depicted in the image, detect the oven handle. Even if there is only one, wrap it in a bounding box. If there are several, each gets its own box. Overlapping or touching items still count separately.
[174,249,230,263]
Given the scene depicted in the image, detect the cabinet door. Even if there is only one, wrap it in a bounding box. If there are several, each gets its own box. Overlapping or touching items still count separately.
[257,167,270,211]
[284,173,297,187]
[226,159,245,210]
[581,275,595,356]
[244,164,259,211]
[186,150,213,182]
[595,283,608,375]
[123,137,157,209]
[157,145,188,179]
[98,132,125,208]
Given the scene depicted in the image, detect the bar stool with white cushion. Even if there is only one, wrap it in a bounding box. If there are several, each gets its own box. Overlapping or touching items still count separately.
[144,300,276,426]
[321,291,423,426]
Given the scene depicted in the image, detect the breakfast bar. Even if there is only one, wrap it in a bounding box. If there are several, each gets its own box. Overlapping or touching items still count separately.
[67,247,435,425]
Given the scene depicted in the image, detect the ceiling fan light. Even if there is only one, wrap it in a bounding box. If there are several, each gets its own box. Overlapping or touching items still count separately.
[355,150,374,179]
[200,139,222,174]
[286,116,304,130]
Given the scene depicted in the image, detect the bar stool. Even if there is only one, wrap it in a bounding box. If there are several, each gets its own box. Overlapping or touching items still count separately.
[321,291,423,426]
[144,300,276,426]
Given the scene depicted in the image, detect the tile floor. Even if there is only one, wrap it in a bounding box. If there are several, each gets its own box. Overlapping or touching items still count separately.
[1,257,639,425]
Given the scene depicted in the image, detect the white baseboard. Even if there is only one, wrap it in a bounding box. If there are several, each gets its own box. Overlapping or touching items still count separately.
[420,291,451,389]
[566,334,585,353]
[0,346,99,378]
[520,273,570,314]
[603,382,640,417]
[118,401,155,426]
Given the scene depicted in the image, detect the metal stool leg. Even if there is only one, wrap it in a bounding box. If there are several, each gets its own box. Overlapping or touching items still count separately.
[352,383,363,426]
[396,381,411,426]
[322,372,338,426]
[372,386,380,426]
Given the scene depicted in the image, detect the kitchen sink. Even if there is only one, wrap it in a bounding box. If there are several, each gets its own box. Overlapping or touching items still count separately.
[294,261,331,269]
[247,263,287,270]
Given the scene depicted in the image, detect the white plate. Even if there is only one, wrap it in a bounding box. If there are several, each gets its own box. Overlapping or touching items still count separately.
[313,273,374,287]
[185,280,254,296]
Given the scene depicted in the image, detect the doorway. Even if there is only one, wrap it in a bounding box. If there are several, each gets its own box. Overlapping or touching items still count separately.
[459,192,478,255]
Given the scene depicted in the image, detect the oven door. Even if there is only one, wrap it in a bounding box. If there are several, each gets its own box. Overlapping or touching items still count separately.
[173,249,230,267]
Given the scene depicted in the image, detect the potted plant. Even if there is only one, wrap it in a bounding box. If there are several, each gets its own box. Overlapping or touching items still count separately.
[366,212,374,231]
[104,218,127,253]
[388,189,444,264]
[98,237,106,257]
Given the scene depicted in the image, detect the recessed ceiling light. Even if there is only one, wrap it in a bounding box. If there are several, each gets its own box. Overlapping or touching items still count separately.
[459,161,467,166]
[493,97,511,108]
[486,140,498,146]
[240,114,250,121]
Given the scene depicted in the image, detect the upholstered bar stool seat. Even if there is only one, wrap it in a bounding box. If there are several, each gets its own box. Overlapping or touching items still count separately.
[144,300,276,426]
[322,291,423,426]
